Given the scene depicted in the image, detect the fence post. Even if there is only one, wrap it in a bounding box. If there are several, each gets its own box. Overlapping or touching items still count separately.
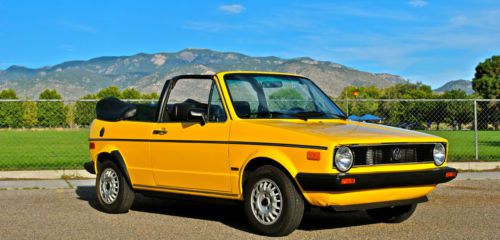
[474,100,478,161]
[346,97,349,116]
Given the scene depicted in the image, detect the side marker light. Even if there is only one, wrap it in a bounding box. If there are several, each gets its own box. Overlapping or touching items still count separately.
[340,178,356,185]
[307,151,321,161]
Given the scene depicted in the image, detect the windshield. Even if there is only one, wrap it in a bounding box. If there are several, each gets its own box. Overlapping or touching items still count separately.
[224,74,346,119]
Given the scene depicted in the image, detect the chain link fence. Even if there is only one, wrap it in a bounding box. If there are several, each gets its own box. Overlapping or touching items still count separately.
[0,99,157,170]
[334,99,499,162]
[0,99,498,170]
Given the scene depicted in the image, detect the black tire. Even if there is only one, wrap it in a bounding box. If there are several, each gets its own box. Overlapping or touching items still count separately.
[243,165,304,236]
[366,204,417,223]
[96,161,135,213]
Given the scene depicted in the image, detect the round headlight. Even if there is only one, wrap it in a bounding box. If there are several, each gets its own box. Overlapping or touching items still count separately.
[433,143,446,166]
[335,147,353,172]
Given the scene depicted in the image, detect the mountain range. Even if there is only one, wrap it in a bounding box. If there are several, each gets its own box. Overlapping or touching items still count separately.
[433,79,474,95]
[0,48,410,99]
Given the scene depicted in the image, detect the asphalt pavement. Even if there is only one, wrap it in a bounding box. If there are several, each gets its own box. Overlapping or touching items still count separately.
[0,178,499,239]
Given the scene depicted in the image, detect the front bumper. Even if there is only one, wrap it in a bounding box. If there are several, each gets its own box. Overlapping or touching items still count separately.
[296,167,457,192]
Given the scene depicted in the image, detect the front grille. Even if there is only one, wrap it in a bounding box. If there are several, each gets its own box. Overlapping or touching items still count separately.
[349,143,438,166]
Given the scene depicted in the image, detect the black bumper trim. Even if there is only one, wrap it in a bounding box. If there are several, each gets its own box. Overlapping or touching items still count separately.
[296,167,457,192]
[331,196,428,211]
[83,161,96,174]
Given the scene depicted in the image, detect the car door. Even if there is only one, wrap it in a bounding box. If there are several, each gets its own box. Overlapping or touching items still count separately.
[150,76,232,193]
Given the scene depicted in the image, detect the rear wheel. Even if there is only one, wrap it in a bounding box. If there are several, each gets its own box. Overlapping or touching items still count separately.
[366,204,417,223]
[96,161,135,213]
[244,165,304,236]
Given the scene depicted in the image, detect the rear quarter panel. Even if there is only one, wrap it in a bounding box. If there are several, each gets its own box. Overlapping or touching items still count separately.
[90,119,156,186]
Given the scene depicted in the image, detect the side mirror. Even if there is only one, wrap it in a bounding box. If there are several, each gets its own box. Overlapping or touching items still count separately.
[189,108,207,126]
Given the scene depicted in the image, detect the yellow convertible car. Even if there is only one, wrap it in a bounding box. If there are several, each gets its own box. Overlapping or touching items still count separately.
[85,71,457,236]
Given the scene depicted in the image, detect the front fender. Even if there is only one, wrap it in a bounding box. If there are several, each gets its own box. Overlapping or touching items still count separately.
[239,148,299,191]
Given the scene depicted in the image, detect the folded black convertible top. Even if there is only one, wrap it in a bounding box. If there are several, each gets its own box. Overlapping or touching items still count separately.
[96,97,137,121]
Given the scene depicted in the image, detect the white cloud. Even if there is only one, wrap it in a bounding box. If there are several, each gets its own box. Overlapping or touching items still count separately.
[219,4,245,14]
[409,0,428,8]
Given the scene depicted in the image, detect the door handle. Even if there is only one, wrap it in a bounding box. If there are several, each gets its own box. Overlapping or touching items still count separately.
[152,128,167,135]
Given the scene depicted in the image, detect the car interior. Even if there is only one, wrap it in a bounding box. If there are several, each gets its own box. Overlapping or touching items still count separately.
[96,97,157,122]
[232,101,251,116]
[165,99,226,122]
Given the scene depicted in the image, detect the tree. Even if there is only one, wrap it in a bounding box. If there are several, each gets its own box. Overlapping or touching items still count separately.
[338,86,382,116]
[75,94,97,126]
[472,56,500,129]
[472,56,500,99]
[65,103,75,128]
[39,89,63,99]
[0,89,18,99]
[268,88,307,111]
[141,92,160,100]
[377,83,433,125]
[22,100,38,128]
[382,82,433,99]
[0,89,22,128]
[37,89,66,127]
[338,86,382,99]
[97,86,122,99]
[122,88,142,99]
[441,90,473,130]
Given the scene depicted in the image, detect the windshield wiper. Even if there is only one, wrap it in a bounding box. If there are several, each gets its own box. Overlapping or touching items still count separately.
[239,111,288,118]
[328,113,347,120]
[293,111,347,120]
[292,111,325,120]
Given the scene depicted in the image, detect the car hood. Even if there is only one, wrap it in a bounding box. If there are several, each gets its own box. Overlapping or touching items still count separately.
[232,120,446,146]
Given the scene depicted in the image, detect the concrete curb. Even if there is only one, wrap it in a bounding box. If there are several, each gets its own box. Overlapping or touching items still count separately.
[447,162,500,171]
[0,179,95,190]
[455,172,500,180]
[0,169,95,180]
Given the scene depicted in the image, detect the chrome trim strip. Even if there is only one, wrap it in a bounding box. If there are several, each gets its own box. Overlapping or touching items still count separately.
[341,142,442,147]
[352,161,435,168]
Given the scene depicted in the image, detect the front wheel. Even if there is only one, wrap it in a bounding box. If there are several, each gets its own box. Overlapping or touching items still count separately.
[244,165,304,236]
[366,204,417,223]
[96,161,135,213]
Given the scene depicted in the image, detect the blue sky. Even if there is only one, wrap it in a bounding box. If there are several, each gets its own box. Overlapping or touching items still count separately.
[0,0,499,88]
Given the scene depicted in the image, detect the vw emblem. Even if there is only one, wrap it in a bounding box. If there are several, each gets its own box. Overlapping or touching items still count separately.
[392,148,402,161]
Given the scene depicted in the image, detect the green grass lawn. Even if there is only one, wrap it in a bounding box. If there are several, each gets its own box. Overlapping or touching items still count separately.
[0,129,498,170]
[420,130,499,161]
[0,129,89,170]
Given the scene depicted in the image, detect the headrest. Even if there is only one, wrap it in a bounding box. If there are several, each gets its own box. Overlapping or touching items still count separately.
[171,103,192,121]
[96,97,137,121]
[233,101,251,117]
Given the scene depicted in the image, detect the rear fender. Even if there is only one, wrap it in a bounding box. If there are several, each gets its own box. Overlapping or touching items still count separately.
[96,145,132,186]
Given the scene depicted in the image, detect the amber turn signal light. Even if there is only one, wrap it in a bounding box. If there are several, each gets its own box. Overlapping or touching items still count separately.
[307,151,321,160]
[340,178,356,185]
[445,171,457,178]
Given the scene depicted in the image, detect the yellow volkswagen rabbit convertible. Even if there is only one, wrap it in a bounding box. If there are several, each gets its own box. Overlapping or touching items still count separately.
[86,71,457,236]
